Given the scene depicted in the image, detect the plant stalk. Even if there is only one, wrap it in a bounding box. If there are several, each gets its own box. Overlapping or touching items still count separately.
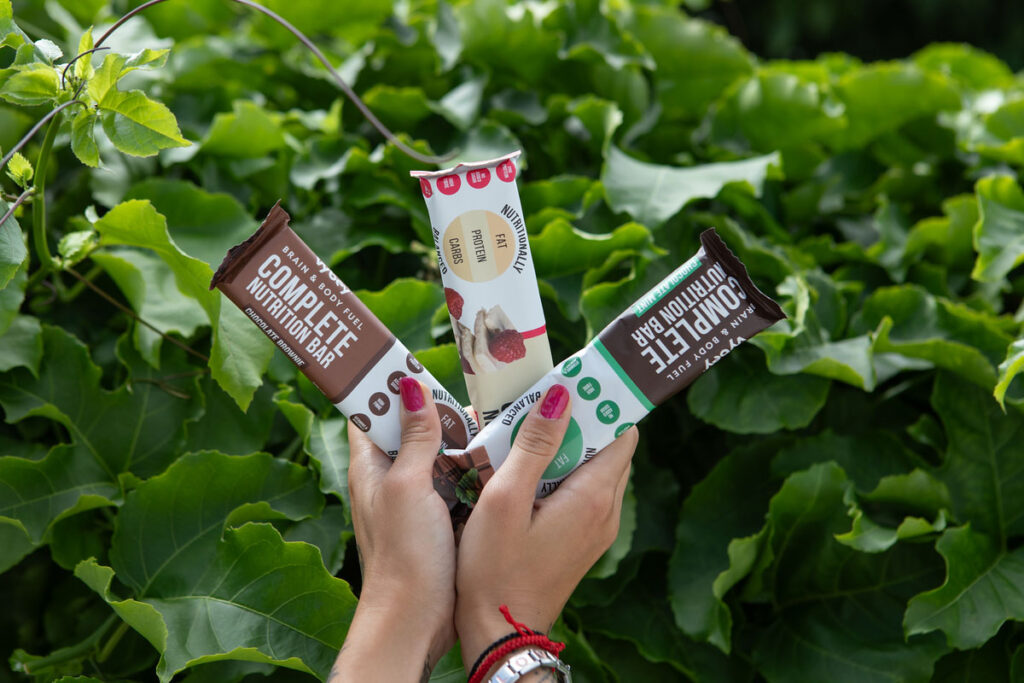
[31,113,62,273]
[18,614,116,674]
[0,188,33,230]
[96,620,132,663]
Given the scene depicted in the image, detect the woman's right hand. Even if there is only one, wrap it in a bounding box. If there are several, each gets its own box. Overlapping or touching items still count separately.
[454,383,639,674]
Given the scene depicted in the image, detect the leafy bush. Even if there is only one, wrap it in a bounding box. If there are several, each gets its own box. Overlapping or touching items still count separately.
[2,1,1023,681]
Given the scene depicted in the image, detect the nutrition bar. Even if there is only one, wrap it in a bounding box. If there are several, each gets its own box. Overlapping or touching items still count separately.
[210,202,478,455]
[442,228,786,498]
[411,152,554,426]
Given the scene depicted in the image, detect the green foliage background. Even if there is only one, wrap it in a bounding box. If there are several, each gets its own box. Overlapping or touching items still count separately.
[2,0,1024,681]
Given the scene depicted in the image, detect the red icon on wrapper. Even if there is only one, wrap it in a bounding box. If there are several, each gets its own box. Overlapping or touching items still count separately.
[419,178,433,198]
[496,159,516,182]
[467,168,491,189]
[438,174,461,195]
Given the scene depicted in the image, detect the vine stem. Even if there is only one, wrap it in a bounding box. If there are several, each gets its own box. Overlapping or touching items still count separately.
[0,99,82,176]
[95,0,456,165]
[17,614,116,674]
[64,267,211,364]
[96,620,131,663]
[32,113,62,272]
[0,188,33,230]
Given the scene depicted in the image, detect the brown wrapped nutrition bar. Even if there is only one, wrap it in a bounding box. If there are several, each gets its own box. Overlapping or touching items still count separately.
[441,228,786,498]
[211,202,477,457]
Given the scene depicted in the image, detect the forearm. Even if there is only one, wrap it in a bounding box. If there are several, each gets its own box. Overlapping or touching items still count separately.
[333,600,434,683]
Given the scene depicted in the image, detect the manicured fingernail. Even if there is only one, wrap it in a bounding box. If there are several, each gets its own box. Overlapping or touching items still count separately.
[539,384,569,419]
[399,377,424,412]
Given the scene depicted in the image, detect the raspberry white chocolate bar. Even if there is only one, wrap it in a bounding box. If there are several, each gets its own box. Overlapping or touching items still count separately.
[443,228,786,498]
[210,202,477,456]
[412,152,554,426]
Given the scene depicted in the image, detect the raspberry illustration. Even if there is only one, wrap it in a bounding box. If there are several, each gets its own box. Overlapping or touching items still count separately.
[488,329,526,363]
[445,287,464,319]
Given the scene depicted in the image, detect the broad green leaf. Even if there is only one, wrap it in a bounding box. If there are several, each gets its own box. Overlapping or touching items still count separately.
[913,43,1015,90]
[86,53,125,104]
[94,200,273,409]
[601,146,779,228]
[74,27,94,80]
[433,75,486,131]
[0,328,201,542]
[33,39,62,64]
[669,442,780,652]
[415,343,469,407]
[91,249,207,367]
[994,338,1024,409]
[836,470,950,553]
[830,63,960,149]
[184,377,275,455]
[687,349,830,433]
[124,179,257,266]
[0,518,33,572]
[586,477,636,580]
[709,72,846,151]
[49,510,109,571]
[904,194,977,269]
[547,0,653,71]
[626,6,753,122]
[566,96,623,153]
[70,109,99,167]
[5,150,31,187]
[356,278,444,352]
[578,558,752,680]
[905,526,1024,649]
[99,90,191,157]
[772,430,920,493]
[0,314,42,373]
[362,85,433,132]
[971,174,1024,283]
[456,0,560,85]
[81,523,355,682]
[108,451,322,595]
[752,463,948,683]
[531,218,654,278]
[201,100,285,157]
[0,63,57,105]
[930,631,1015,682]
[975,99,1024,166]
[857,285,1012,388]
[284,505,351,575]
[0,200,27,289]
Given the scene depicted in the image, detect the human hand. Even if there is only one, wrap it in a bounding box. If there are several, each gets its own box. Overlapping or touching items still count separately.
[332,377,456,682]
[454,383,639,673]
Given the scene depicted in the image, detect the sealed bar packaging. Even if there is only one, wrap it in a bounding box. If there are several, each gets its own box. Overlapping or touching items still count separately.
[210,202,477,456]
[411,152,554,426]
[443,228,786,498]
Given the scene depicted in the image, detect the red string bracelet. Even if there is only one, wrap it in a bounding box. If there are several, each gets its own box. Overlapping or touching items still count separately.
[467,605,566,683]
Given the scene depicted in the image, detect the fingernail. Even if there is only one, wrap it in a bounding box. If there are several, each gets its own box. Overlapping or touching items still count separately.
[539,384,569,420]
[399,377,424,412]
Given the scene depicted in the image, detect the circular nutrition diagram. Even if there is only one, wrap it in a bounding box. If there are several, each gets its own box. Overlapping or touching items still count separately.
[442,210,515,282]
[511,414,584,480]
[436,404,469,448]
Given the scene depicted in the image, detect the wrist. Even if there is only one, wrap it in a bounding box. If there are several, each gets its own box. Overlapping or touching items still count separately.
[335,597,437,680]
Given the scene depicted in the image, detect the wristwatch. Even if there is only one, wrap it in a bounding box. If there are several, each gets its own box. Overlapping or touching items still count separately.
[487,648,572,683]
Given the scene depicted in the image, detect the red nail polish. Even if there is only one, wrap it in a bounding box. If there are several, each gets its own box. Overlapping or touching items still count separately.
[539,384,569,419]
[399,376,424,412]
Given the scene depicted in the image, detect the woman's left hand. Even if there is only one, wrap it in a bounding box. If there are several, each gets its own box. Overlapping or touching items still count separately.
[332,377,456,682]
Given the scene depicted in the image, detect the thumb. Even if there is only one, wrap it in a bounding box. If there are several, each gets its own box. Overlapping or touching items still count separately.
[486,383,572,506]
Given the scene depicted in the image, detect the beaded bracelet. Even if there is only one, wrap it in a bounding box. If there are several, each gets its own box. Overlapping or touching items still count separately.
[466,605,566,683]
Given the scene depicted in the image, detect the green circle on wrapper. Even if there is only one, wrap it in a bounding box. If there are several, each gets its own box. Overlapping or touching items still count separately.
[615,422,634,437]
[511,414,584,479]
[561,356,582,377]
[577,377,600,400]
[596,400,620,424]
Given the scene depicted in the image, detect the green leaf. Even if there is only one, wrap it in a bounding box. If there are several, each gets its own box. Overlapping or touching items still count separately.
[687,349,830,433]
[975,98,1024,166]
[201,100,285,157]
[356,278,444,352]
[94,200,273,409]
[905,526,1024,649]
[415,343,469,407]
[857,285,1012,388]
[836,470,950,553]
[971,174,1024,283]
[124,179,257,266]
[0,198,27,289]
[830,63,960,149]
[904,194,977,269]
[752,463,948,683]
[0,518,33,573]
[91,249,207,367]
[669,442,780,652]
[773,430,919,492]
[994,338,1024,409]
[74,27,94,81]
[70,109,100,167]
[5,150,31,187]
[185,377,275,455]
[99,89,191,157]
[0,63,58,105]
[362,85,433,132]
[913,43,1015,90]
[56,230,97,266]
[86,52,125,104]
[0,327,202,542]
[625,6,753,123]
[709,71,846,151]
[531,218,655,279]
[0,314,42,373]
[456,0,560,85]
[284,505,351,575]
[601,146,779,228]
